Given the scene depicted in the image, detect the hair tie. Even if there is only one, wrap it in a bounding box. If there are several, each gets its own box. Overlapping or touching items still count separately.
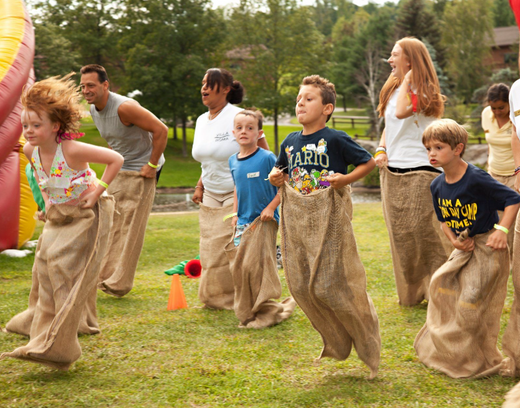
[58,131,85,142]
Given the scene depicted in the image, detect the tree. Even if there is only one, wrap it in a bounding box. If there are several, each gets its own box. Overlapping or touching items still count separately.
[441,0,494,103]
[33,23,80,80]
[120,0,226,156]
[226,0,326,154]
[494,0,516,27]
[28,0,123,81]
[395,0,445,68]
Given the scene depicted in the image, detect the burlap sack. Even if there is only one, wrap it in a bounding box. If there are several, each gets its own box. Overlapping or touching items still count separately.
[225,218,296,328]
[1,196,114,370]
[503,381,520,408]
[501,211,520,377]
[280,184,381,379]
[414,229,509,378]
[380,166,452,306]
[198,203,235,310]
[6,237,99,336]
[489,171,515,263]
[98,171,155,297]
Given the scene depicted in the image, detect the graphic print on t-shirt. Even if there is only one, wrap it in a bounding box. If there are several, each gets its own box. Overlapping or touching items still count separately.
[285,138,333,195]
[436,197,478,231]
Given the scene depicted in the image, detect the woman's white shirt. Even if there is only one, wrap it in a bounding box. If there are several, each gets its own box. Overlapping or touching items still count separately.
[192,103,243,194]
[385,87,436,168]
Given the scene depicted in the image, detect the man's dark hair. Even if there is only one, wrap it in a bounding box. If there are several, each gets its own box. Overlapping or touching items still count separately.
[80,64,109,83]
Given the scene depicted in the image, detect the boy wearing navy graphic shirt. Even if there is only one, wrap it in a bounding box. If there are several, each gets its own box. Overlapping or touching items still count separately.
[424,119,520,251]
[229,109,279,245]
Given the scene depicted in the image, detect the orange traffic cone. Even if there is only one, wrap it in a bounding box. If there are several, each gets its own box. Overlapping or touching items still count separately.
[167,274,188,310]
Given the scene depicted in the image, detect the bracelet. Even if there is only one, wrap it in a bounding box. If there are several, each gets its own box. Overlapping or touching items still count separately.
[147,162,158,169]
[98,180,109,189]
[195,186,203,189]
[223,212,237,221]
[375,146,386,153]
[494,224,509,234]
[374,151,387,158]
[514,166,520,175]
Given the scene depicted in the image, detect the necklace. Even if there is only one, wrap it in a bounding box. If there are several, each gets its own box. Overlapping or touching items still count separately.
[208,106,224,120]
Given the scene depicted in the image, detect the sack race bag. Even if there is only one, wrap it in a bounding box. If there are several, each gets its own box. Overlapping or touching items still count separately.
[98,171,155,297]
[198,203,235,310]
[503,381,520,408]
[380,166,451,306]
[1,197,114,370]
[414,230,509,378]
[225,218,296,329]
[500,211,520,377]
[280,184,381,379]
[5,254,100,336]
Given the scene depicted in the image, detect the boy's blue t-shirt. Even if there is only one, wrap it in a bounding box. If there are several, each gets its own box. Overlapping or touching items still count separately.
[430,163,520,237]
[275,127,372,194]
[229,148,280,226]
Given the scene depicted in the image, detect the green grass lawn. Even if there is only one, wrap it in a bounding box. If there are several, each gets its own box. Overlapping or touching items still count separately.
[0,204,517,407]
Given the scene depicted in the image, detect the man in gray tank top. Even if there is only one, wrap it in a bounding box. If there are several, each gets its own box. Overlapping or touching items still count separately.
[80,64,168,297]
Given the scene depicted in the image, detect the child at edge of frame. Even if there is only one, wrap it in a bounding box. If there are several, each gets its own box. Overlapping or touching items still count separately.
[413,118,520,378]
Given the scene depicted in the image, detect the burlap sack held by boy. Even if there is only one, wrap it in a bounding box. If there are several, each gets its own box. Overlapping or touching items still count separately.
[225,217,296,329]
[1,197,114,370]
[280,183,380,378]
[198,203,235,310]
[414,229,509,379]
[380,166,452,306]
[98,171,155,297]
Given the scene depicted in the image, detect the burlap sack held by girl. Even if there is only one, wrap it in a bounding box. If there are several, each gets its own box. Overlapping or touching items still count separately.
[98,171,155,297]
[280,184,380,379]
[198,203,235,310]
[414,229,509,378]
[1,197,114,370]
[380,166,452,306]
[225,217,296,328]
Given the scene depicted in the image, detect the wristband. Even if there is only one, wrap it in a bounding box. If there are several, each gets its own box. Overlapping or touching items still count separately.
[148,162,158,169]
[494,224,509,234]
[374,151,387,158]
[223,212,237,221]
[195,186,203,189]
[375,146,386,153]
[514,166,520,175]
[98,180,109,189]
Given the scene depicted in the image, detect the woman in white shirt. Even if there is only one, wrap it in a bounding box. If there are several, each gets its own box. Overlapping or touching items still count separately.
[375,37,449,306]
[191,68,268,309]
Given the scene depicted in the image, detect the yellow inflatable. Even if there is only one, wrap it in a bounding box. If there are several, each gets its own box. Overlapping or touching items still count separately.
[18,137,37,247]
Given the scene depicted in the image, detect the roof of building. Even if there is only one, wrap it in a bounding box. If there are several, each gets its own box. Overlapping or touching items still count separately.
[494,26,519,47]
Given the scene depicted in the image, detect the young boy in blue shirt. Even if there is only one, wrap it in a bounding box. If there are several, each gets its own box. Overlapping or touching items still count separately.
[229,109,279,244]
[227,109,295,329]
[415,118,520,378]
[269,75,381,379]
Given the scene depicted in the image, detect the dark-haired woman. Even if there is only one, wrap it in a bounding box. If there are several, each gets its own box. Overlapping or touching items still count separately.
[482,83,514,258]
[191,68,268,309]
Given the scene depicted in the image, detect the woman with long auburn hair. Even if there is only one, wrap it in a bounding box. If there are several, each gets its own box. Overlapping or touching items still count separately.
[375,37,451,306]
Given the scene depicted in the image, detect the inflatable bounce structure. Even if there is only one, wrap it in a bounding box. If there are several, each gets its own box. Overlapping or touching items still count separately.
[0,0,36,250]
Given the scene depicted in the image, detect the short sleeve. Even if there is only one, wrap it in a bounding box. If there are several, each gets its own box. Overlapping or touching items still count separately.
[275,140,288,173]
[340,134,373,167]
[430,182,444,222]
[480,169,520,210]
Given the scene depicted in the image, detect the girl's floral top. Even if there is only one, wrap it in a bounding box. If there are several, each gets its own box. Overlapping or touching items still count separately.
[32,142,96,204]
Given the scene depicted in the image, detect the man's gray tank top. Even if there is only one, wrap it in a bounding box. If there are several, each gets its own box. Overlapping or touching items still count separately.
[90,92,165,171]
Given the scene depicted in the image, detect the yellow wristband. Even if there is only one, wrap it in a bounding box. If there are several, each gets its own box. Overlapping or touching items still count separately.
[374,151,387,158]
[148,162,158,169]
[98,180,109,189]
[494,224,509,234]
[223,212,237,221]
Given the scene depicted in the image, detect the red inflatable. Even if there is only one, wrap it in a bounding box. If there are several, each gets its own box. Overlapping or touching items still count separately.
[0,0,35,250]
